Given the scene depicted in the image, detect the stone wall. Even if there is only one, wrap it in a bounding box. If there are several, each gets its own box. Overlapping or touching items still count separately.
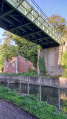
[0,75,67,88]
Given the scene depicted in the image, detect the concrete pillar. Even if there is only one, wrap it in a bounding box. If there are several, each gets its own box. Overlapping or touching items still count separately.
[4,60,6,73]
[39,77,41,101]
[16,57,18,73]
[37,49,40,75]
[58,88,60,111]
[39,46,63,76]
[27,77,30,95]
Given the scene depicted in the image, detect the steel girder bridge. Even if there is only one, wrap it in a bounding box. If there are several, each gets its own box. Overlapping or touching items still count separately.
[0,0,64,48]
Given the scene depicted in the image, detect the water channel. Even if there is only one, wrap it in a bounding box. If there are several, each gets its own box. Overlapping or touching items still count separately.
[0,82,67,111]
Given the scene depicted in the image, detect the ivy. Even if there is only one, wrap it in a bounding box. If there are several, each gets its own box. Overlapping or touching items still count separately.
[39,56,46,75]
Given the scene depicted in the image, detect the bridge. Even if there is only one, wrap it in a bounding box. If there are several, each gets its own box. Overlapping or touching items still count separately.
[0,0,66,76]
[0,0,64,48]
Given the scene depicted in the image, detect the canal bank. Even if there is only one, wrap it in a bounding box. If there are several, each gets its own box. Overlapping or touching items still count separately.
[0,75,67,110]
[0,75,67,89]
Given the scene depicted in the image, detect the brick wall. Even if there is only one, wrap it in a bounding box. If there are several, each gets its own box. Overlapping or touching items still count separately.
[4,56,34,73]
[4,57,16,73]
[18,56,33,73]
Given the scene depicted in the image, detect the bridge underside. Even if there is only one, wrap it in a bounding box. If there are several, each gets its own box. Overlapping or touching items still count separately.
[0,0,59,48]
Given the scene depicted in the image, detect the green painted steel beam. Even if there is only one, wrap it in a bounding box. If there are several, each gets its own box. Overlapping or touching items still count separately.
[3,17,15,26]
[9,14,20,23]
[0,9,14,18]
[25,25,33,31]
[10,22,31,31]
[22,30,42,38]
[0,0,25,18]
[36,37,49,42]
[19,28,27,33]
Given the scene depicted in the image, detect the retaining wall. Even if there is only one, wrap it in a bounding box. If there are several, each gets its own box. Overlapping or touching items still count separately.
[0,75,67,88]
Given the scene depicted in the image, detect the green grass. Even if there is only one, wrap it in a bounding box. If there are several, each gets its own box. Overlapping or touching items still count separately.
[0,86,67,119]
[0,72,60,78]
[0,72,38,76]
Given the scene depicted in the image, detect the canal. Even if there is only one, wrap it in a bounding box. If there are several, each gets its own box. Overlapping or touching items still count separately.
[0,82,67,111]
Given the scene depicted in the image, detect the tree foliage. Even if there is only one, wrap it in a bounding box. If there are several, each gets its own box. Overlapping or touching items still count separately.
[12,34,40,67]
[62,52,67,69]
[0,32,18,71]
[0,31,40,69]
[49,15,67,37]
[0,44,18,71]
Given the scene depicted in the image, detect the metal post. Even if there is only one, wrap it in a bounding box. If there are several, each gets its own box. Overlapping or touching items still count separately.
[27,77,30,95]
[16,57,18,73]
[58,88,60,111]
[37,49,40,75]
[19,80,21,93]
[39,77,41,101]
[39,84,41,101]
[7,81,9,88]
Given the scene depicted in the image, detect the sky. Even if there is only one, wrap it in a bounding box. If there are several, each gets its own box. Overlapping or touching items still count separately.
[0,0,67,42]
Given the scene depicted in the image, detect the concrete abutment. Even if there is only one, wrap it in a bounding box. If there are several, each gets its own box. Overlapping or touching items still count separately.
[38,42,67,76]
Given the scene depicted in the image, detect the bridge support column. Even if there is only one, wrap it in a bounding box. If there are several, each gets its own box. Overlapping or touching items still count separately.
[38,46,63,76]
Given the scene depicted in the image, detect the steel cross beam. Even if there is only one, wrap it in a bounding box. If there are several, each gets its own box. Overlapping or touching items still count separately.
[10,22,31,31]
[36,37,49,41]
[9,14,20,23]
[42,41,56,45]
[3,16,15,26]
[0,0,4,13]
[22,30,42,38]
[0,0,25,18]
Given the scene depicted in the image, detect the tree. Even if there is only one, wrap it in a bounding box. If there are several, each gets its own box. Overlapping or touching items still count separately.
[49,15,67,37]
[1,31,40,68]
[12,34,39,68]
[0,33,18,71]
[0,45,18,71]
[1,45,18,60]
[0,53,5,72]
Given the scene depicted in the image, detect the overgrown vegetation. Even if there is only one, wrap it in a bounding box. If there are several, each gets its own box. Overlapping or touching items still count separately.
[62,100,67,112]
[39,56,46,75]
[62,51,67,77]
[0,86,67,119]
[0,72,61,78]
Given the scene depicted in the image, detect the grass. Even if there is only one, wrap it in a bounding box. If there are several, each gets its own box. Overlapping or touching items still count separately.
[0,86,67,119]
[0,72,38,76]
[0,72,60,78]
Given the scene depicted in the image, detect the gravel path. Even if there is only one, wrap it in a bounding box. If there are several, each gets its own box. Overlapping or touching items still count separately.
[0,100,38,119]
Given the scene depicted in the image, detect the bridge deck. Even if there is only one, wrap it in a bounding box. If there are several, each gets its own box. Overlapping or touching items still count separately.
[0,0,64,48]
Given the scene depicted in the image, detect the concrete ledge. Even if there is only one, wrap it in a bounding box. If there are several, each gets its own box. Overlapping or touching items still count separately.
[0,75,67,88]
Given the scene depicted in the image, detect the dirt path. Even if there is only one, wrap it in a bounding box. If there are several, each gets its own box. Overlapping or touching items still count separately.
[0,100,38,119]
